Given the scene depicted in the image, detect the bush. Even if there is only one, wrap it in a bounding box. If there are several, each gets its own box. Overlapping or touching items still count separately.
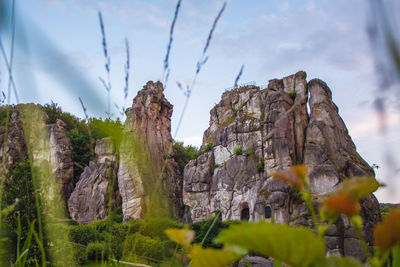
[173,141,200,173]
[203,143,213,153]
[123,233,166,260]
[107,209,124,223]
[233,146,243,156]
[128,218,182,240]
[69,225,96,246]
[86,242,109,261]
[190,217,240,248]
[73,247,88,265]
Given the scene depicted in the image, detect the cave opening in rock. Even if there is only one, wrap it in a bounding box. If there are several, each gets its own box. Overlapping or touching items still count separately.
[240,207,250,221]
[265,206,272,219]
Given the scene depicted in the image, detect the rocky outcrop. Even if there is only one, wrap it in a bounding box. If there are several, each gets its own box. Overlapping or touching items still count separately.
[183,71,380,260]
[118,81,182,221]
[0,105,74,203]
[48,119,74,202]
[68,138,121,224]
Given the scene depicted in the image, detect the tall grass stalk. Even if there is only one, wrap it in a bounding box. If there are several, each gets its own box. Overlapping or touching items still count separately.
[98,11,112,118]
[162,0,182,87]
[7,0,16,105]
[0,39,19,103]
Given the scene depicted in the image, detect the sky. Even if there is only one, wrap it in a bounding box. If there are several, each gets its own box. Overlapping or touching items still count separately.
[0,0,399,203]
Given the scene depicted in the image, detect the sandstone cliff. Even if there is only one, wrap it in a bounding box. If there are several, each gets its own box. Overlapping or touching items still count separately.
[118,81,182,221]
[68,138,121,224]
[183,71,380,260]
[0,105,74,202]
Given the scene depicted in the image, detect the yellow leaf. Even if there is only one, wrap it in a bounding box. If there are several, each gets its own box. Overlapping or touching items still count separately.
[190,244,244,267]
[165,227,195,249]
[271,165,307,189]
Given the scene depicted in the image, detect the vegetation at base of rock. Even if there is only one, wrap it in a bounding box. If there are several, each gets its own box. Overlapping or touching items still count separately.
[1,161,46,265]
[86,242,109,261]
[189,217,240,248]
[43,102,123,184]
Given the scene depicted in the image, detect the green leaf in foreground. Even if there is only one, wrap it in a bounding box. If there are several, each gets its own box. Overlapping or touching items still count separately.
[216,222,325,267]
[309,256,363,267]
[190,244,244,267]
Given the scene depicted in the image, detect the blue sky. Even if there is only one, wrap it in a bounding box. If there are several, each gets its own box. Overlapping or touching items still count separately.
[1,0,399,203]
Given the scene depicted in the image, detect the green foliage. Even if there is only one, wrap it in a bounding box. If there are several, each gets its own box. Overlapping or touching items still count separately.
[128,218,182,240]
[87,117,123,148]
[256,160,264,172]
[190,217,240,248]
[288,90,297,100]
[309,256,363,267]
[69,225,96,246]
[243,149,255,157]
[73,246,88,265]
[289,187,303,203]
[107,209,124,223]
[217,222,326,267]
[233,146,243,156]
[173,141,200,174]
[123,233,166,260]
[203,143,213,153]
[86,242,109,261]
[1,160,45,264]
[0,105,10,126]
[43,102,123,185]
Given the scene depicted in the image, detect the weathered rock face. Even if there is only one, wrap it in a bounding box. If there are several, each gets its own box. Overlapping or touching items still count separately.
[118,81,182,221]
[48,119,74,202]
[183,71,380,259]
[68,138,121,224]
[0,105,74,202]
[0,107,28,169]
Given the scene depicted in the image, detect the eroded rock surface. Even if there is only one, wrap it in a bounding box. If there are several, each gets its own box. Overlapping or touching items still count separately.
[0,105,74,202]
[118,81,182,221]
[68,138,121,224]
[48,119,74,202]
[183,71,380,260]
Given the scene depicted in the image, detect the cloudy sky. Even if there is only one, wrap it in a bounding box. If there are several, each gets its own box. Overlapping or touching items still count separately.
[0,0,399,203]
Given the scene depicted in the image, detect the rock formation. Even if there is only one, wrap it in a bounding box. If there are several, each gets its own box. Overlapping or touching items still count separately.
[68,138,121,224]
[118,81,182,221]
[0,105,74,202]
[183,71,380,260]
[48,119,74,202]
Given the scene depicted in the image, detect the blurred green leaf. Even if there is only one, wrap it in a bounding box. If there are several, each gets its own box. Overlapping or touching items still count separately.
[190,244,244,267]
[216,222,325,267]
[310,256,363,267]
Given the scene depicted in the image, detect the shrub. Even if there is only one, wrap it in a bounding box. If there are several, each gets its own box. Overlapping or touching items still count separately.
[68,225,96,246]
[73,247,88,265]
[107,209,124,223]
[189,217,240,248]
[137,218,182,240]
[173,141,200,173]
[86,242,109,261]
[203,143,213,153]
[123,233,166,260]
[233,146,243,156]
